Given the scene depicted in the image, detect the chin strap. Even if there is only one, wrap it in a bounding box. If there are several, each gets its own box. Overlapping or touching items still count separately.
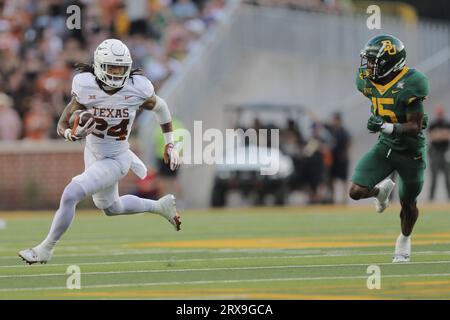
[101,83,116,91]
[97,79,122,92]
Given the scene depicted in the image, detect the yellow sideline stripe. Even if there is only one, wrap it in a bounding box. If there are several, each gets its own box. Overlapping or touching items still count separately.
[58,290,377,300]
[403,280,450,287]
[44,279,450,299]
[374,287,450,297]
[127,237,450,249]
[246,293,378,300]
[129,231,450,244]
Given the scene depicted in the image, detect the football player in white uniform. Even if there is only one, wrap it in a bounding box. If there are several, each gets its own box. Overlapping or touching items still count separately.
[18,39,182,264]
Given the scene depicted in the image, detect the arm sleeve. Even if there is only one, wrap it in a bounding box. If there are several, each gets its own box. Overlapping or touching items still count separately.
[152,95,172,125]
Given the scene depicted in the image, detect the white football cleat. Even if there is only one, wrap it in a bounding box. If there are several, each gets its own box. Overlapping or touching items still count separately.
[374,179,395,213]
[392,234,411,263]
[18,246,53,265]
[392,254,410,263]
[157,194,181,231]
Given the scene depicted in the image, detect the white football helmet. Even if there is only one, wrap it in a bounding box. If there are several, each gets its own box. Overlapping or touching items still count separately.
[93,39,132,89]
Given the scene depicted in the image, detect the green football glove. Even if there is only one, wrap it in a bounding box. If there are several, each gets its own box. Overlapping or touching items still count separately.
[367,115,384,133]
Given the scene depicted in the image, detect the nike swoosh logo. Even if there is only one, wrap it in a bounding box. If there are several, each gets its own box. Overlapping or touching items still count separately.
[392,90,400,93]
[413,156,422,160]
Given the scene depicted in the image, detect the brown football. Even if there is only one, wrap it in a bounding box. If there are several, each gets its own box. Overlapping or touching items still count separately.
[69,110,94,129]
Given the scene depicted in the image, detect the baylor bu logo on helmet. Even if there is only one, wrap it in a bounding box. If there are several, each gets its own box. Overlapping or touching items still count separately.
[381,40,396,55]
[93,39,133,89]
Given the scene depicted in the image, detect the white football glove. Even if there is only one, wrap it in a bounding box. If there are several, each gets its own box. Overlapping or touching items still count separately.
[164,143,182,171]
[63,128,81,141]
[74,117,96,137]
[64,117,96,142]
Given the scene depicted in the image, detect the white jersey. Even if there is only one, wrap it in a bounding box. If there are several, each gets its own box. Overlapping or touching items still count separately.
[71,72,154,158]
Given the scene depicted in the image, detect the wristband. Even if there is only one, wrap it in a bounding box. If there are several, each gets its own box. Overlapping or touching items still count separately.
[381,123,394,134]
[163,132,174,145]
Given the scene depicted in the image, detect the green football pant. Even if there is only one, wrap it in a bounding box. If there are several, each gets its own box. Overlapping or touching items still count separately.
[351,142,426,202]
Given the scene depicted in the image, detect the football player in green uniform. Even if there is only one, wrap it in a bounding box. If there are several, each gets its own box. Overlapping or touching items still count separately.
[349,34,429,263]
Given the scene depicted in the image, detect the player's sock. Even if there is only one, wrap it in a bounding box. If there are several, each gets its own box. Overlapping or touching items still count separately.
[395,233,411,254]
[38,181,86,251]
[104,195,160,216]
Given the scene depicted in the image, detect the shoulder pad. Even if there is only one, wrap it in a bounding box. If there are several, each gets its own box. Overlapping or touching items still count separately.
[129,75,155,99]
[403,69,429,104]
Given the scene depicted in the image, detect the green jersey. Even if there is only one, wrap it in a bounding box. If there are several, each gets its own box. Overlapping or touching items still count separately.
[356,67,429,152]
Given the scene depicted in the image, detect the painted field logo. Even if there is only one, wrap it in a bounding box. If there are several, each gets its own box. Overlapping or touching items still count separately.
[66,265,81,290]
[366,265,381,289]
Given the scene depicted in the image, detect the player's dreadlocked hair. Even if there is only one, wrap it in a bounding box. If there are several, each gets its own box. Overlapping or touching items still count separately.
[73,62,144,76]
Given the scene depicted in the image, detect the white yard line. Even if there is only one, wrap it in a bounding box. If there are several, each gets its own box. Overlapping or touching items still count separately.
[2,249,450,263]
[1,260,450,279]
[0,254,345,268]
[0,248,249,259]
[2,272,450,292]
[1,252,450,269]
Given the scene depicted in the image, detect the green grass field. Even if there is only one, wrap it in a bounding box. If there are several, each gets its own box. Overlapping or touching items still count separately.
[1,204,450,300]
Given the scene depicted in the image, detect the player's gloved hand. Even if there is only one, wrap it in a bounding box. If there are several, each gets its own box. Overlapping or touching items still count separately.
[74,118,96,138]
[63,118,96,142]
[367,115,384,133]
[63,128,82,141]
[421,113,429,130]
[164,143,182,171]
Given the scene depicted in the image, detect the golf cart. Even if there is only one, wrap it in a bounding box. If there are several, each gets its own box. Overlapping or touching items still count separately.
[210,103,314,207]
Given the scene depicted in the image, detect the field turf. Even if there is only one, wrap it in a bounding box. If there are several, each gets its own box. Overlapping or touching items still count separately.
[1,204,450,300]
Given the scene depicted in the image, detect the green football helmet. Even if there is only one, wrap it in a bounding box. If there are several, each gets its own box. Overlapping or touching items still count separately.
[359,34,406,82]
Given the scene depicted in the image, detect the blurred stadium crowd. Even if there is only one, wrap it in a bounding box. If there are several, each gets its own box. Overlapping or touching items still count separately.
[0,0,227,141]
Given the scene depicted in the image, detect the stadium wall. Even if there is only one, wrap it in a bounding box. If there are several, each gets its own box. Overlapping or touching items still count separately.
[0,142,139,210]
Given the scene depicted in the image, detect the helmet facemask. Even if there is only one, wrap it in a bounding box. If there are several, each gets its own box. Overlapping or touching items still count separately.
[95,62,131,89]
[359,50,377,80]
